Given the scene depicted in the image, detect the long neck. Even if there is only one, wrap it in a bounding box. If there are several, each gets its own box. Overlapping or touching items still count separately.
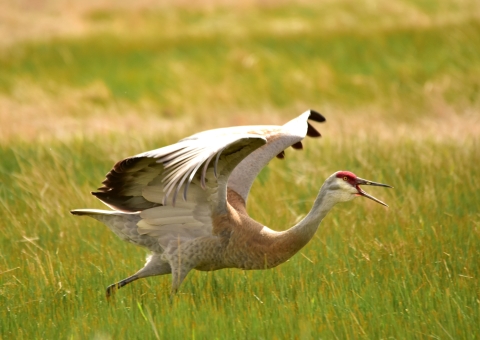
[275,185,336,255]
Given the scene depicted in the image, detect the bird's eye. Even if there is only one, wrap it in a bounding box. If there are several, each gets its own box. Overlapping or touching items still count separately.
[343,176,348,181]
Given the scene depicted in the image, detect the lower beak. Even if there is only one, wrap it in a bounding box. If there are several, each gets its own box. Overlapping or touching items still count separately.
[355,177,393,207]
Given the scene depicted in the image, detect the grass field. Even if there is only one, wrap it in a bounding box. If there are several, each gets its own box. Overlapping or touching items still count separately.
[1,0,479,338]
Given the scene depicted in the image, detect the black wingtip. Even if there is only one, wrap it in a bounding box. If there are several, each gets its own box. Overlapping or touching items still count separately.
[308,110,326,123]
[291,141,303,150]
[307,122,321,137]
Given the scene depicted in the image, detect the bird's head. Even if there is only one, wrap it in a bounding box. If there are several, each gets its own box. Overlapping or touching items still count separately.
[327,171,392,207]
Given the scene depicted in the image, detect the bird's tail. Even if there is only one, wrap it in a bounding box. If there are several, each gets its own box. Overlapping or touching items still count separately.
[71,208,130,217]
[71,209,160,251]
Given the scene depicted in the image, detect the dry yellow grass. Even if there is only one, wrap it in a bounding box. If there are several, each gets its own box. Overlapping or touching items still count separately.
[1,0,479,46]
[1,81,478,145]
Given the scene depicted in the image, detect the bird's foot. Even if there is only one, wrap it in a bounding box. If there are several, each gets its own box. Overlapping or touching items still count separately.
[105,276,138,301]
[106,282,122,301]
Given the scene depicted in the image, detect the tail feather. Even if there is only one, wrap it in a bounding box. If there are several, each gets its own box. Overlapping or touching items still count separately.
[70,209,129,217]
[71,208,161,252]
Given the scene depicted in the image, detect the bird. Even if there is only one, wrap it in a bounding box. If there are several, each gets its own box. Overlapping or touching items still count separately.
[71,110,392,298]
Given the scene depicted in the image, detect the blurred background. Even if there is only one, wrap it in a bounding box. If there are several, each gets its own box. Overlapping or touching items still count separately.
[1,0,479,142]
[1,0,479,339]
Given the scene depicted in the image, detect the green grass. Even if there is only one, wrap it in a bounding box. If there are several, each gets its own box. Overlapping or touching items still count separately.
[1,1,480,339]
[1,136,479,339]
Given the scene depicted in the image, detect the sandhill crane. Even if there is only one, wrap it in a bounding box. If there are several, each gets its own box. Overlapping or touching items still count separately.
[71,110,391,297]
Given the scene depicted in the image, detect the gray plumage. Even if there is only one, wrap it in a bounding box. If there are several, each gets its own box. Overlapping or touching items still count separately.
[71,110,391,297]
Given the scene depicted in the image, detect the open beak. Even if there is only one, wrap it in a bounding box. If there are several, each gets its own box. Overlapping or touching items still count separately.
[355,177,393,207]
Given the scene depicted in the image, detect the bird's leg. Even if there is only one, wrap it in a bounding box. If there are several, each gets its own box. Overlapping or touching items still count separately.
[170,266,192,297]
[167,238,202,299]
[106,255,171,300]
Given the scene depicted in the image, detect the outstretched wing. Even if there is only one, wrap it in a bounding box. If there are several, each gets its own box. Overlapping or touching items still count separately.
[89,110,323,243]
[92,134,266,243]
[93,134,267,212]
[227,109,325,202]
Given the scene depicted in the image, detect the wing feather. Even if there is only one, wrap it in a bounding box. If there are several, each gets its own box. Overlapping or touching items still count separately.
[89,110,324,245]
[227,109,325,202]
[94,134,265,210]
[92,133,266,242]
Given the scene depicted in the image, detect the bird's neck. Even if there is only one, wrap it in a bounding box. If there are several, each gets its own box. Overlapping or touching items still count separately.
[275,186,336,257]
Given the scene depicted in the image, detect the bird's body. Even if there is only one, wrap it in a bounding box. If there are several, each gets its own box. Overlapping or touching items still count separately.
[71,110,391,296]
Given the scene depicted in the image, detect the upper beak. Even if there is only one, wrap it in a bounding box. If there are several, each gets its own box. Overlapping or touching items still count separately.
[355,177,393,207]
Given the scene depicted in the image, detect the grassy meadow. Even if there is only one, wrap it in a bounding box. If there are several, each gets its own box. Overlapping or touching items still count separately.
[1,0,479,338]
